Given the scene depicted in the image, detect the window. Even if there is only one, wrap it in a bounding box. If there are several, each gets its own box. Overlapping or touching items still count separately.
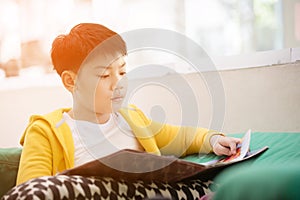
[0,0,298,78]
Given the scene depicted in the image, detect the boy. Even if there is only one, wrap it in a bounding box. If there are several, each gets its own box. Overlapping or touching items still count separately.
[12,23,240,198]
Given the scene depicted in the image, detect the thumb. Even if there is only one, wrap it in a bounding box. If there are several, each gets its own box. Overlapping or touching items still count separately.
[234,138,242,144]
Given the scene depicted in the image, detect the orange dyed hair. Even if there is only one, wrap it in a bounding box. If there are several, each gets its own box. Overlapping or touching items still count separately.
[51,23,127,76]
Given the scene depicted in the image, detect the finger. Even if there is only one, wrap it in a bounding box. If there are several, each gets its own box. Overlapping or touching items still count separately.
[219,137,241,155]
[232,138,242,153]
[228,140,238,155]
[214,144,232,156]
[219,137,241,146]
[233,138,242,144]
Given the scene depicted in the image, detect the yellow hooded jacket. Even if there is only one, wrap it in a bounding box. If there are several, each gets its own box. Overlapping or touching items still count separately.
[17,105,221,185]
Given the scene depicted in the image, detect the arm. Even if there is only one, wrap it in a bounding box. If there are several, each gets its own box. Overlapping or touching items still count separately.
[16,123,53,185]
[149,120,224,157]
[150,121,241,157]
[122,105,240,157]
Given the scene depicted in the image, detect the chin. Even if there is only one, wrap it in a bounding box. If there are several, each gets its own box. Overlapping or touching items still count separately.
[94,107,113,114]
[111,103,123,112]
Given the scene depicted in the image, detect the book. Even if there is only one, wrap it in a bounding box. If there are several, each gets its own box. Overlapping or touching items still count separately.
[59,129,268,182]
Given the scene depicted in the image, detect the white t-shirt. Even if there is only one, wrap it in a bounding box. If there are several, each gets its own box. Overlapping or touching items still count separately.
[62,112,143,167]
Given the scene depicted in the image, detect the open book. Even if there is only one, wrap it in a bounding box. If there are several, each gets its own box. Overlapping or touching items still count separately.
[200,129,257,166]
[59,129,268,182]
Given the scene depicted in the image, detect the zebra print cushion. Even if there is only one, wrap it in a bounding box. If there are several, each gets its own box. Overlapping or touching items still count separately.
[2,175,215,200]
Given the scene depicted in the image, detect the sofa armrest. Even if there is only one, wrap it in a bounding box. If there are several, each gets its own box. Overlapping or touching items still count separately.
[0,148,22,197]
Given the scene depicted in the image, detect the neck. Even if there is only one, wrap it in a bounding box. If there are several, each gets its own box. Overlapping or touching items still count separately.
[68,108,111,124]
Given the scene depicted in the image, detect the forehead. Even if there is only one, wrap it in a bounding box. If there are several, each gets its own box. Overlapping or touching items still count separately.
[81,54,126,74]
[94,56,126,70]
[80,50,125,70]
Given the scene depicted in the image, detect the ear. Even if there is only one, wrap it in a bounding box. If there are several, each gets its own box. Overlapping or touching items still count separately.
[61,70,77,93]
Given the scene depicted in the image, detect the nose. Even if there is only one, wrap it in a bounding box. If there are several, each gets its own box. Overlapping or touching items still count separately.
[111,73,123,91]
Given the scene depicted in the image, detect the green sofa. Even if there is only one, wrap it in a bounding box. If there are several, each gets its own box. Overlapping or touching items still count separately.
[0,148,21,197]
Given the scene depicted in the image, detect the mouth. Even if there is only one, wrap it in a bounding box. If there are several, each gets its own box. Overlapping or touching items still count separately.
[111,96,124,102]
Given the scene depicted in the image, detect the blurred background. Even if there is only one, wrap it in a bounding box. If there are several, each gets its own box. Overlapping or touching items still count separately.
[0,0,299,147]
[0,0,299,78]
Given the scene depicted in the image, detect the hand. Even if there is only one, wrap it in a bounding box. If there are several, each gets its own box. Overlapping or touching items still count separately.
[210,135,242,156]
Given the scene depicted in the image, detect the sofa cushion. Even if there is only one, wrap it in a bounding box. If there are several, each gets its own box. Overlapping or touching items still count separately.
[0,148,22,197]
[213,163,300,200]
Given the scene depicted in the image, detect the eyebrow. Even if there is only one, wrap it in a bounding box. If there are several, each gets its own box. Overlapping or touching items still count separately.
[94,62,126,69]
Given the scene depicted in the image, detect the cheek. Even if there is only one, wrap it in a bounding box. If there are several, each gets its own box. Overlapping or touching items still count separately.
[94,81,111,100]
[94,82,113,112]
[74,76,97,106]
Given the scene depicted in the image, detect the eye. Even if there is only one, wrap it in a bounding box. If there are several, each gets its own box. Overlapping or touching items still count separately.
[120,72,126,76]
[98,74,110,79]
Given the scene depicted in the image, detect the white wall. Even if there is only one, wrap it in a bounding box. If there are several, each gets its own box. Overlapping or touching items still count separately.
[0,86,72,147]
[0,62,299,147]
[129,62,300,134]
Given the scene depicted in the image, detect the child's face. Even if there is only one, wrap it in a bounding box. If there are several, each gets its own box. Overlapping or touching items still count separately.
[73,53,127,117]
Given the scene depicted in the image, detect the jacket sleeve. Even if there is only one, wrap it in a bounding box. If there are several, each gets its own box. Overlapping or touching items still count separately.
[16,122,53,185]
[132,105,223,157]
[149,121,223,157]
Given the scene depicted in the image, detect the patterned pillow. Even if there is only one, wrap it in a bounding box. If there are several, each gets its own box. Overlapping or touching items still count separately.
[2,175,213,199]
